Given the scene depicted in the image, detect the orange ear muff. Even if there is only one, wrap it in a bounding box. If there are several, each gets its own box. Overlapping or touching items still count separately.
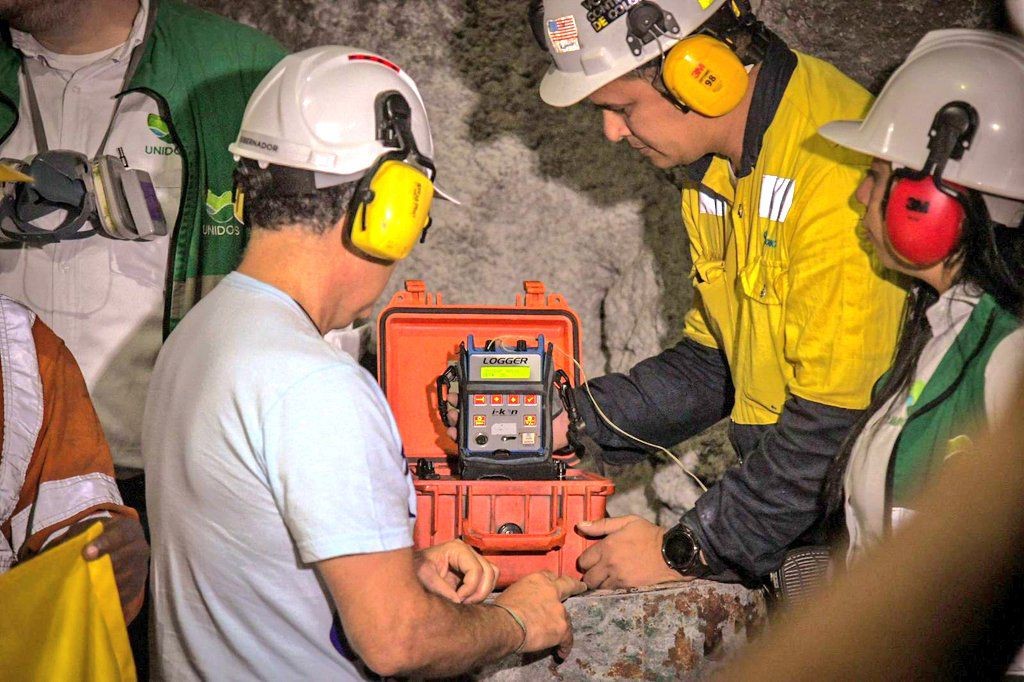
[661,34,749,117]
[883,174,966,268]
[348,159,434,262]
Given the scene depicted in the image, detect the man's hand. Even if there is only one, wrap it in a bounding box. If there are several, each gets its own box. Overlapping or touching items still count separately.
[64,517,149,623]
[415,540,499,604]
[495,571,587,659]
[577,516,690,590]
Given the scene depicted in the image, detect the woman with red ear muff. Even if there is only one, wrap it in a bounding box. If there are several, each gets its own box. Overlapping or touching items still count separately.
[878,102,976,269]
[817,28,1024,676]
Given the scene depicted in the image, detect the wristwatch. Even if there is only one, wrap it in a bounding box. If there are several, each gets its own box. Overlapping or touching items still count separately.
[661,523,711,578]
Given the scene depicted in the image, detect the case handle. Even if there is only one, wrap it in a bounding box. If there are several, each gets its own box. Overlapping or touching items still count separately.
[435,365,458,428]
[462,523,566,553]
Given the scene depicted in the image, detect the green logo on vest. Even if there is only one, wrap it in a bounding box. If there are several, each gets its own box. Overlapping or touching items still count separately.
[146,114,180,156]
[148,114,173,143]
[205,190,235,223]
[906,380,926,408]
[203,189,241,237]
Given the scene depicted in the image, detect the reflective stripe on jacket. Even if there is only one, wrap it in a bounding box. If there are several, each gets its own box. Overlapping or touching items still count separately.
[0,297,42,571]
[0,296,128,572]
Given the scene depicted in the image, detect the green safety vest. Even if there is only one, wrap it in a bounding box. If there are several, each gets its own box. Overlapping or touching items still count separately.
[885,293,1020,511]
[0,0,286,335]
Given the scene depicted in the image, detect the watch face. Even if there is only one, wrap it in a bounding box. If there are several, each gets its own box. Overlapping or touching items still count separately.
[663,525,698,571]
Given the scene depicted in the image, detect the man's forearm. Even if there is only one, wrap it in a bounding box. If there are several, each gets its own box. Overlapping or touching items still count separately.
[325,549,551,677]
[575,337,733,463]
[684,395,862,580]
[394,597,522,677]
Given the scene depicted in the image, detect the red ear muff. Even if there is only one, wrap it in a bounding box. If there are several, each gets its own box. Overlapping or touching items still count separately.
[883,174,966,268]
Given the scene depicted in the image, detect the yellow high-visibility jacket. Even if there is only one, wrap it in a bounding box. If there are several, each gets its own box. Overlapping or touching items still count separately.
[681,49,905,427]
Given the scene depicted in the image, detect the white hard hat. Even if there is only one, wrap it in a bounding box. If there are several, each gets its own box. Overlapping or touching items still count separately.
[229,46,456,201]
[819,30,1024,227]
[530,0,728,107]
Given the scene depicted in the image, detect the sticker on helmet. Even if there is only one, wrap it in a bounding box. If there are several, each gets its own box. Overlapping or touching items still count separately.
[547,15,581,53]
[581,0,642,32]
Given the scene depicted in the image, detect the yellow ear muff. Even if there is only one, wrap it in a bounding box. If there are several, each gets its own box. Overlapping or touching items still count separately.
[350,159,434,261]
[662,34,749,118]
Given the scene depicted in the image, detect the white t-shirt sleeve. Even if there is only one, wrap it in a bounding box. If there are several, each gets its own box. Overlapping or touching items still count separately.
[260,363,415,564]
[984,327,1024,425]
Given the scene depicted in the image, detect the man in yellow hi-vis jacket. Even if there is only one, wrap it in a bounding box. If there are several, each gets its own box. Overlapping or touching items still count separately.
[529,0,906,585]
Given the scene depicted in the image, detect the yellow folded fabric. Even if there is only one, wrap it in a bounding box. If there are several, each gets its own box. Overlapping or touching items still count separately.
[0,521,136,681]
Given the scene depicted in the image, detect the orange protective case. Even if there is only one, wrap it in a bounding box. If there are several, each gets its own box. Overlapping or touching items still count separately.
[378,280,614,586]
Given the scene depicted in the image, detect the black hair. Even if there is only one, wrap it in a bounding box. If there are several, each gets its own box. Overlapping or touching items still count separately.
[233,160,358,236]
[822,190,1024,527]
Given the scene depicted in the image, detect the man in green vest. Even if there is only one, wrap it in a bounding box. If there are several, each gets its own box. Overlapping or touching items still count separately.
[0,0,284,672]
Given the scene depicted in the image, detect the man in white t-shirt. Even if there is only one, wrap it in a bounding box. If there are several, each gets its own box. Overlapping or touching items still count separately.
[144,47,585,679]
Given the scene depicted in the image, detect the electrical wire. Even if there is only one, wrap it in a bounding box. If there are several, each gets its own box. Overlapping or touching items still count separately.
[489,335,708,492]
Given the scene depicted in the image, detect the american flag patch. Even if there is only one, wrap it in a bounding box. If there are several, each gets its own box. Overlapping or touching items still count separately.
[547,15,580,54]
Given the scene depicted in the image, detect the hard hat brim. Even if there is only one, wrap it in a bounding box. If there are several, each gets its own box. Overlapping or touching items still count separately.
[820,118,940,175]
[540,64,623,108]
[818,120,873,157]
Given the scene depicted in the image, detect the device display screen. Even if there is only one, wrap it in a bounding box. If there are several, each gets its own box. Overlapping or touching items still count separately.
[480,366,531,380]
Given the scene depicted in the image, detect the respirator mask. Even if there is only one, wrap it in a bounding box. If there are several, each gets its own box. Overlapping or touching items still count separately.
[0,150,166,243]
[0,58,167,244]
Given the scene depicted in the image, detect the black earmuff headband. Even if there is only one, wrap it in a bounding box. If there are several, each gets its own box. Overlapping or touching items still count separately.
[375,91,436,178]
[884,101,980,215]
[921,101,978,178]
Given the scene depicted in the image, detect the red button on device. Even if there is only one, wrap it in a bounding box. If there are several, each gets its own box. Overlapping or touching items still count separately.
[524,395,538,405]
[508,395,521,405]
[490,395,503,405]
[473,395,487,405]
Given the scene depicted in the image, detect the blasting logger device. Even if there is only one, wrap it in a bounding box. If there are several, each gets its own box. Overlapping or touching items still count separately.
[437,335,561,480]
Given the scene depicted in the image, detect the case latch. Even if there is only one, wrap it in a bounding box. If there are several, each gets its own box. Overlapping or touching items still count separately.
[394,279,439,306]
[517,280,547,308]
